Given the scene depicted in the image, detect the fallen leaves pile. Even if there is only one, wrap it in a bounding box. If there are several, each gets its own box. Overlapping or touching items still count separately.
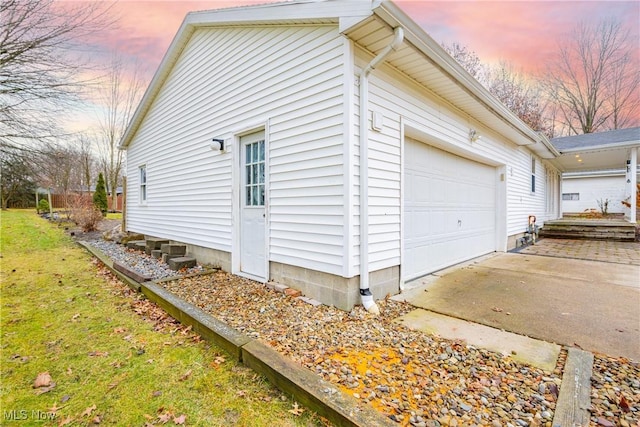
[163,271,569,426]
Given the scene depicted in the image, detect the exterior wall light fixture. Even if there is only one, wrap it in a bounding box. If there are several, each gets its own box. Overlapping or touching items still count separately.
[469,129,481,143]
[211,138,225,152]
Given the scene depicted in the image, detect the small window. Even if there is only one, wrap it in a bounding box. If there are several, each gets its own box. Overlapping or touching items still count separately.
[562,193,579,201]
[139,165,147,203]
[531,156,536,193]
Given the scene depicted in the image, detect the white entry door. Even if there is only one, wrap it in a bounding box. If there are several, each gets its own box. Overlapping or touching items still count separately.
[240,131,266,280]
[404,138,496,281]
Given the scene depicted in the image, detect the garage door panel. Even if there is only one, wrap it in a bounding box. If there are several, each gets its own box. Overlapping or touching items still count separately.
[404,138,496,280]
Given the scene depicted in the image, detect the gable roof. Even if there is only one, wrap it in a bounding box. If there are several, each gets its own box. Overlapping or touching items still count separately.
[119,0,557,159]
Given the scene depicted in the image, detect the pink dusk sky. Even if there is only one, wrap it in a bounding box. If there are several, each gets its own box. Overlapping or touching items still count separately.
[93,0,639,74]
[67,0,640,133]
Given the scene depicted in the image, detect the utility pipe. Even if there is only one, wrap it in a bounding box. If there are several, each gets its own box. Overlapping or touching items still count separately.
[358,27,404,314]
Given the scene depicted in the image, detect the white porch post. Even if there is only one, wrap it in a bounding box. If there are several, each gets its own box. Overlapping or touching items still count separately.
[630,147,638,223]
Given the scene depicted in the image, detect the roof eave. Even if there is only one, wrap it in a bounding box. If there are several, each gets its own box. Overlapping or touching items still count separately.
[555,140,640,154]
[373,1,547,150]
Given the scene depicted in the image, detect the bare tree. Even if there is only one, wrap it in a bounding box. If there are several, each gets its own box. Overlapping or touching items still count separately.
[542,19,640,135]
[35,143,84,212]
[443,43,550,136]
[442,42,487,82]
[0,149,36,209]
[0,0,112,153]
[77,135,95,195]
[486,62,552,136]
[96,55,145,212]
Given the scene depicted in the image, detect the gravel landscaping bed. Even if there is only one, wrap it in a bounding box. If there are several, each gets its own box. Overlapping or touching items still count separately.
[87,239,204,280]
[162,271,563,426]
[92,240,639,426]
[590,355,639,426]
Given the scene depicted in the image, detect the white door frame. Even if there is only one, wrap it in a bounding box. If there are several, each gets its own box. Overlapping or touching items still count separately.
[231,122,270,282]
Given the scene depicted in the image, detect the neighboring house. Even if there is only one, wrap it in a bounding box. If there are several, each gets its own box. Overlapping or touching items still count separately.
[119,0,563,311]
[551,128,640,218]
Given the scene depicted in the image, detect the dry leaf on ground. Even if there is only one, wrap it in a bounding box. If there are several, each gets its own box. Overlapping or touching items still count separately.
[288,402,305,416]
[34,372,52,388]
[81,404,96,417]
[179,369,192,381]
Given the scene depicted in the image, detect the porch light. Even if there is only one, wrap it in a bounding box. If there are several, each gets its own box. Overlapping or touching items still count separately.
[211,138,225,152]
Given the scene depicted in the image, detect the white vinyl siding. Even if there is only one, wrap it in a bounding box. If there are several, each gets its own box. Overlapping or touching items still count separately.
[126,24,346,274]
[351,51,561,275]
[562,175,628,214]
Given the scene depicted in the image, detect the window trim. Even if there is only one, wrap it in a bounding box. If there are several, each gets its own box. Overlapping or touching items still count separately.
[562,193,580,201]
[139,165,147,204]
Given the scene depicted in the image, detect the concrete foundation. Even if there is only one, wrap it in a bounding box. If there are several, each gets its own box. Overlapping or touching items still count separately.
[270,262,399,311]
[507,232,526,250]
[183,244,231,271]
[165,242,400,311]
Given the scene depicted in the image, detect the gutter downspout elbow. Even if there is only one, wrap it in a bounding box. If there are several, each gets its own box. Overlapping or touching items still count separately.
[358,27,404,315]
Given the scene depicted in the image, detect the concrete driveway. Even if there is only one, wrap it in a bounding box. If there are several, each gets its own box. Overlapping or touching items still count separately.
[397,239,640,361]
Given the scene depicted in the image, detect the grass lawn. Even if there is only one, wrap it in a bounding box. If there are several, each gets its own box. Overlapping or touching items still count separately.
[105,212,122,220]
[0,210,327,426]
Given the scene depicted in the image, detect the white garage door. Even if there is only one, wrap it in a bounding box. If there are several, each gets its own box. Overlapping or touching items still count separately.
[404,138,496,281]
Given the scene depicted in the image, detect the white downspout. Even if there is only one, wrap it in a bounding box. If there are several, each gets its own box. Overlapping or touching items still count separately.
[358,27,404,314]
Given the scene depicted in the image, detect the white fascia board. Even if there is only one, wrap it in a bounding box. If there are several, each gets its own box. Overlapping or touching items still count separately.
[374,1,546,149]
[563,169,627,179]
[187,0,373,25]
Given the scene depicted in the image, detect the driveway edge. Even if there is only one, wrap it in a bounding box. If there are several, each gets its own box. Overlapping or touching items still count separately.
[78,241,396,427]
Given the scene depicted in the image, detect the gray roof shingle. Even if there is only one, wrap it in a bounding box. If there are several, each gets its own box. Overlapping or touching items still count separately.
[551,127,640,152]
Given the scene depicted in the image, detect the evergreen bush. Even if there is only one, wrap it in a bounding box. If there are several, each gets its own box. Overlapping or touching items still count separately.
[93,173,108,216]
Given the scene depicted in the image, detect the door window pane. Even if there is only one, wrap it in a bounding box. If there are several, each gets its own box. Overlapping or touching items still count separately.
[244,140,266,207]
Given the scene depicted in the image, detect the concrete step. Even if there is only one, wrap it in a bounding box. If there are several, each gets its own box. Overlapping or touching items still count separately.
[540,220,636,242]
[162,253,183,264]
[146,238,170,251]
[125,240,146,250]
[161,243,187,256]
[151,249,163,260]
[540,228,636,241]
[168,256,197,271]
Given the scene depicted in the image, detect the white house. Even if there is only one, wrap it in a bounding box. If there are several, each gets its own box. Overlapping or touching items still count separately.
[551,128,640,218]
[119,0,563,311]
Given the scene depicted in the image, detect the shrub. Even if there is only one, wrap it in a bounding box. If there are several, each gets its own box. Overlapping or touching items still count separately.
[93,173,108,216]
[597,198,609,215]
[37,198,50,214]
[70,195,103,232]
